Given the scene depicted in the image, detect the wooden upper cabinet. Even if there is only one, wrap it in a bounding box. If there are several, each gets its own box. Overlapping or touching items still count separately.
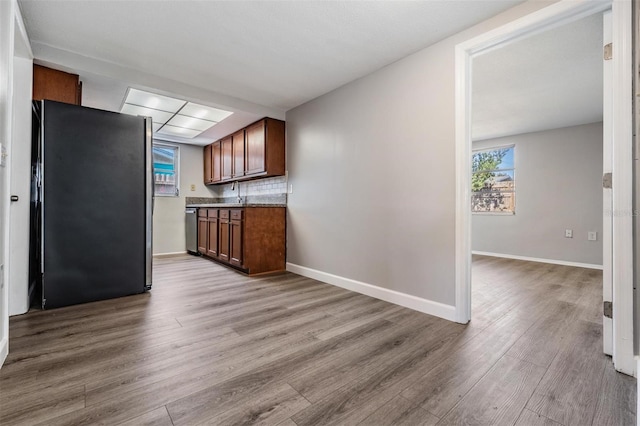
[203,144,213,184]
[246,118,285,178]
[245,121,266,176]
[212,141,222,183]
[221,136,233,181]
[232,129,245,178]
[33,64,82,105]
[203,117,285,186]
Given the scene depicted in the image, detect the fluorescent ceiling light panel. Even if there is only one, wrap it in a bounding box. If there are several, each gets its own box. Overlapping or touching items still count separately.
[180,103,233,122]
[156,124,202,138]
[121,104,174,123]
[121,88,234,139]
[125,88,186,112]
[167,115,216,131]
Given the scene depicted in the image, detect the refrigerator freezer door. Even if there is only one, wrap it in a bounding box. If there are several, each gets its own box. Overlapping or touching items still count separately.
[41,101,149,309]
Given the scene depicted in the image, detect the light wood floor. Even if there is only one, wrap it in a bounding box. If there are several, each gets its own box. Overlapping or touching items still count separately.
[0,254,635,425]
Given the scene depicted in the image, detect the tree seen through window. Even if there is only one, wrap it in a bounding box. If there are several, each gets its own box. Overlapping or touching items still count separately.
[472,146,515,213]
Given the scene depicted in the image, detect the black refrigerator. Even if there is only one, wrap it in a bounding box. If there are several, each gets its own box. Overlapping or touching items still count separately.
[29,100,153,309]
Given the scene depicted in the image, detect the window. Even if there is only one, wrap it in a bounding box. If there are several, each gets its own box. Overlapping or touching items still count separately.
[153,143,179,197]
[472,145,515,214]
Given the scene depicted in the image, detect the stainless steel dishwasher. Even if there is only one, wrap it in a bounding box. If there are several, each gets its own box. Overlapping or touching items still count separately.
[185,207,198,255]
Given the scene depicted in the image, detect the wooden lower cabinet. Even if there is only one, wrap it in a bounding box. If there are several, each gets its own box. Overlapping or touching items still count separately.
[196,207,285,274]
[197,215,208,254]
[218,210,231,262]
[230,218,243,267]
[206,210,218,257]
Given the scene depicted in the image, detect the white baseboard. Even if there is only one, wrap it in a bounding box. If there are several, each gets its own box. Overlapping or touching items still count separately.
[286,263,457,322]
[0,337,7,369]
[472,251,603,270]
[153,251,188,258]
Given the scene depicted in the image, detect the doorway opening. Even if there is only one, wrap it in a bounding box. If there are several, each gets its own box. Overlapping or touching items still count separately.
[455,0,634,375]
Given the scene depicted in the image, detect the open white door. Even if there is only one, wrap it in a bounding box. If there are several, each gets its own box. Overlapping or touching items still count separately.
[609,0,635,376]
[602,10,613,356]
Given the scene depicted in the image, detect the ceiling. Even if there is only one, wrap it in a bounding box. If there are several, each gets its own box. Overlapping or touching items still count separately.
[472,13,604,141]
[18,0,525,145]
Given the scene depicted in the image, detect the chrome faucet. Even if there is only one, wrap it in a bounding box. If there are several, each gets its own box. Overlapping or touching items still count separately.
[231,181,242,204]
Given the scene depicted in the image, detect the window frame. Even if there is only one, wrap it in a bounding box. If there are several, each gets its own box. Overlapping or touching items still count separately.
[471,144,515,215]
[152,142,180,197]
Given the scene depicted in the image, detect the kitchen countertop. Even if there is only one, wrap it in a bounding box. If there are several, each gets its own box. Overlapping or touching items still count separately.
[186,203,287,208]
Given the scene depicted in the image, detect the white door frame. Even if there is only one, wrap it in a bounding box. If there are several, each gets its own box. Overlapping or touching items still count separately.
[0,0,17,368]
[8,0,33,318]
[454,0,635,375]
[602,10,613,357]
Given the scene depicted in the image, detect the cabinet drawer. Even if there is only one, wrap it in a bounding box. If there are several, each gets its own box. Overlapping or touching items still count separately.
[198,209,207,217]
[230,209,243,220]
[207,209,218,218]
[219,210,230,219]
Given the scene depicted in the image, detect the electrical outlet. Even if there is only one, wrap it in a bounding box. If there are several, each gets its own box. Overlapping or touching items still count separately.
[588,231,597,241]
[565,229,573,238]
[190,184,196,191]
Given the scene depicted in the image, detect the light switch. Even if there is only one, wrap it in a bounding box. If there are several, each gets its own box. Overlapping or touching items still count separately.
[565,229,573,238]
[190,184,196,191]
[588,231,597,241]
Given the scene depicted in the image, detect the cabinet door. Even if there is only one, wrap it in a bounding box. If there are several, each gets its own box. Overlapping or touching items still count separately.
[197,217,208,254]
[245,120,266,176]
[232,129,245,178]
[218,212,230,262]
[221,136,233,181]
[230,219,243,267]
[33,64,82,105]
[212,141,222,183]
[207,217,218,257]
[203,144,213,184]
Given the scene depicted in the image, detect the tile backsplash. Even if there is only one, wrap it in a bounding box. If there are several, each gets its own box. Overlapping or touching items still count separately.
[214,176,288,198]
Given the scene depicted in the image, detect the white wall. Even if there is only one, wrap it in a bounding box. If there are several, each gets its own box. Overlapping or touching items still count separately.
[472,123,603,266]
[152,141,215,255]
[8,56,32,315]
[285,0,554,313]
